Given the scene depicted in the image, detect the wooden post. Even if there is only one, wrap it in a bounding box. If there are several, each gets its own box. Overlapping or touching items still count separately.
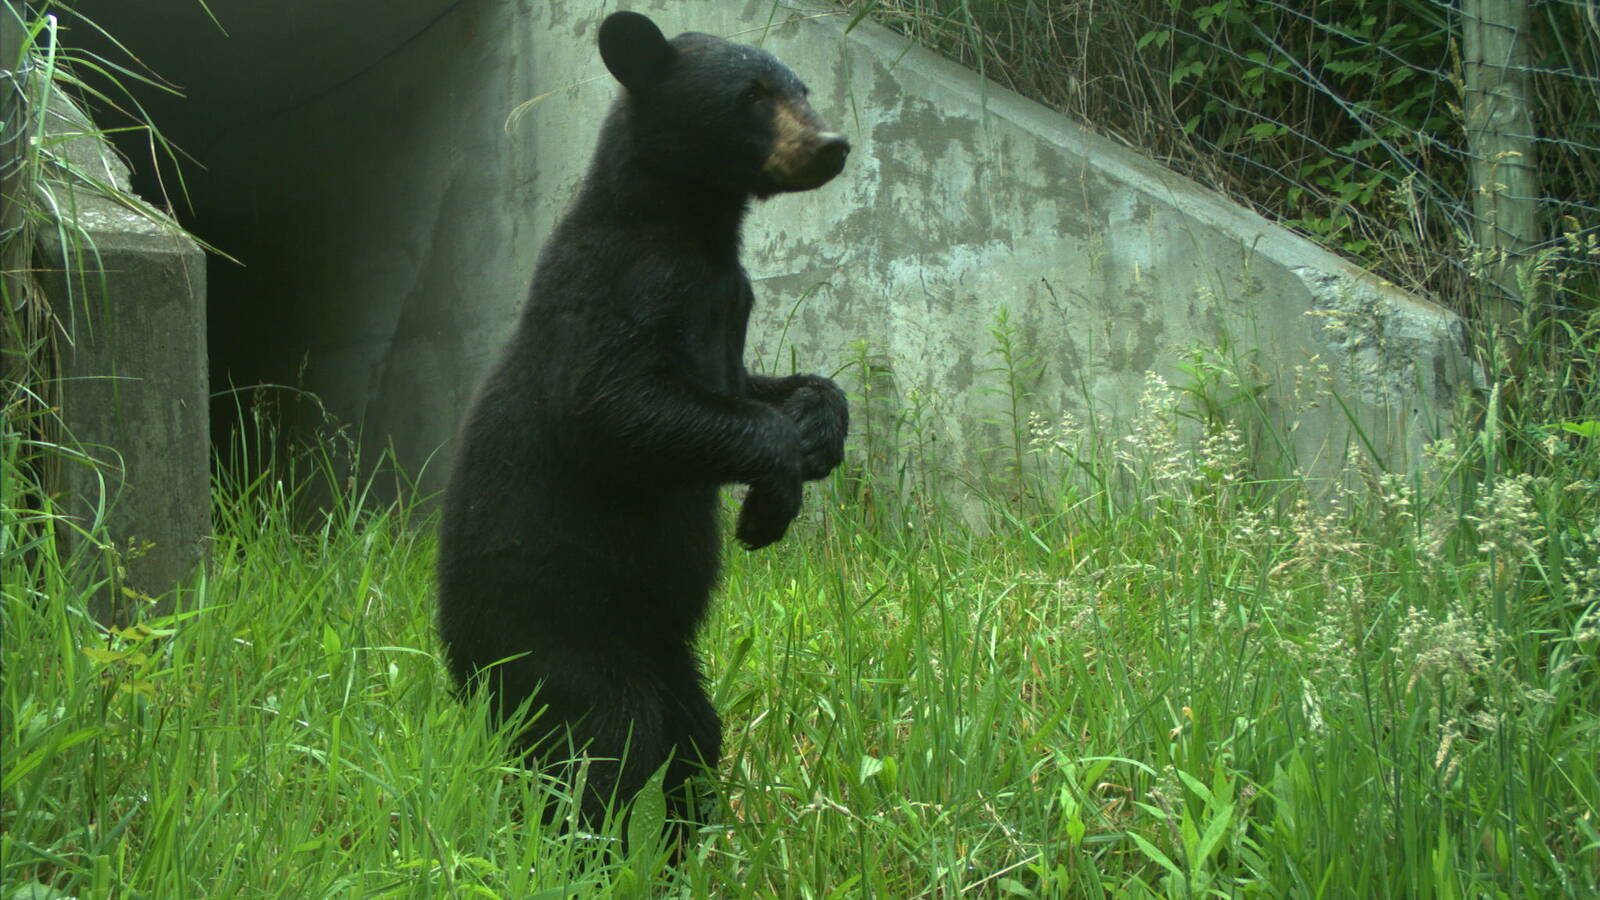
[1461,0,1539,352]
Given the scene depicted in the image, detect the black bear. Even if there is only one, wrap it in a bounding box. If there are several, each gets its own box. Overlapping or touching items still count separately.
[436,11,850,832]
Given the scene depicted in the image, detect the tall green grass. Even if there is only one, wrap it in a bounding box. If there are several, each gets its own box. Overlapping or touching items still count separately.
[6,299,1598,898]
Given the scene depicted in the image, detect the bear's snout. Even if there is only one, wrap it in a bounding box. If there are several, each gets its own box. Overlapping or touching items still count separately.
[763,99,850,191]
[810,132,851,182]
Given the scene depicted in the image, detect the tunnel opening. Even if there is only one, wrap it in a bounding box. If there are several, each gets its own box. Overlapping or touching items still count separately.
[66,0,472,507]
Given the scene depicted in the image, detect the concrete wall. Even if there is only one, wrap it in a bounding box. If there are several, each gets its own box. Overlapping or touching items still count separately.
[80,0,1473,498]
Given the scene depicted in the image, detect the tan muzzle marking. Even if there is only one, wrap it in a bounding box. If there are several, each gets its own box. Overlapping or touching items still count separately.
[763,99,829,183]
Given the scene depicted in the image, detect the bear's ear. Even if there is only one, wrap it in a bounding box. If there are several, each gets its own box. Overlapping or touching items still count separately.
[599,11,675,93]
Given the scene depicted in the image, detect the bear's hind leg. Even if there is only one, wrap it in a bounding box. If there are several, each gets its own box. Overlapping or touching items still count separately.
[658,652,723,827]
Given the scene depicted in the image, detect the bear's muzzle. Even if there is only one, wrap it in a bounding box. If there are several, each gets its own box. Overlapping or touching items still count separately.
[763,98,850,191]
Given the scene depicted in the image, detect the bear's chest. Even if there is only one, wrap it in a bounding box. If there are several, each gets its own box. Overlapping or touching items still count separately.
[661,266,754,392]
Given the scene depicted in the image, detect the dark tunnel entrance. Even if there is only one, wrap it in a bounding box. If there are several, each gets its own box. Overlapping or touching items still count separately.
[67,0,475,499]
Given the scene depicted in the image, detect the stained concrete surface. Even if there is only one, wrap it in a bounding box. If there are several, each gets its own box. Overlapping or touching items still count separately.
[70,0,1473,502]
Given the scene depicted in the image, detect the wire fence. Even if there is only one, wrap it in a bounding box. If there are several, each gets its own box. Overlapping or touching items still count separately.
[849,0,1600,338]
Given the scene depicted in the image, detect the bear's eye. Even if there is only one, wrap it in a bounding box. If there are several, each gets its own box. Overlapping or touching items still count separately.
[740,81,769,105]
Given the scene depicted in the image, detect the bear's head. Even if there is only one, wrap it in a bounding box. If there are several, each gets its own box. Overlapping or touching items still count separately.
[598,11,850,199]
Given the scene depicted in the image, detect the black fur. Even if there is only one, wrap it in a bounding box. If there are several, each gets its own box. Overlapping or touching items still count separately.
[436,11,849,832]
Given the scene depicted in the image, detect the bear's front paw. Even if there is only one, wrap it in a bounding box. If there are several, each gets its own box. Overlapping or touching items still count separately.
[782,380,848,481]
[735,478,802,550]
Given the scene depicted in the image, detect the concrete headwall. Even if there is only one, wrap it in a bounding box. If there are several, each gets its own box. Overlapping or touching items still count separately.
[80,0,1473,496]
[34,95,209,620]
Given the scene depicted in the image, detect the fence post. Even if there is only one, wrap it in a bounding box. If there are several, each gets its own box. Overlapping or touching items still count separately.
[1461,0,1538,352]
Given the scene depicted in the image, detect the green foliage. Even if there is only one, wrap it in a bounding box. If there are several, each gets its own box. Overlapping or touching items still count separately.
[1150,0,1457,264]
[981,306,1045,496]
